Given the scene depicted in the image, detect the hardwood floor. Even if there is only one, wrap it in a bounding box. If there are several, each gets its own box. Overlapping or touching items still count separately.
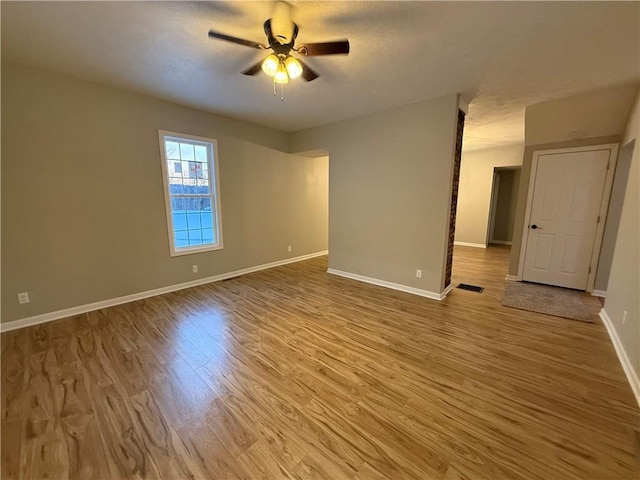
[2,245,639,479]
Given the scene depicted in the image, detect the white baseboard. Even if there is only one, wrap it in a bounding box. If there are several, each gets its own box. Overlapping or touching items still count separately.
[505,274,520,281]
[591,290,607,298]
[454,241,486,248]
[599,308,640,408]
[489,240,512,245]
[327,268,449,301]
[1,250,329,333]
[441,283,454,299]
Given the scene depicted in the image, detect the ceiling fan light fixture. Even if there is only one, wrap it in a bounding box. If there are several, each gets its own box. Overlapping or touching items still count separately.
[208,5,351,89]
[261,54,279,77]
[285,56,303,79]
[274,63,289,84]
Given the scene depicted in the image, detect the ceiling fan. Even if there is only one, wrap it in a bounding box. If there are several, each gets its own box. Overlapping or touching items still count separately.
[207,2,349,84]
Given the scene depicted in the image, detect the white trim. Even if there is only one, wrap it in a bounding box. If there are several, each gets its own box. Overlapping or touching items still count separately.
[454,241,487,248]
[505,275,519,281]
[458,96,469,114]
[517,150,542,279]
[586,145,618,291]
[327,269,449,301]
[591,290,607,298]
[599,309,640,408]
[489,241,513,245]
[0,250,328,333]
[517,144,619,290]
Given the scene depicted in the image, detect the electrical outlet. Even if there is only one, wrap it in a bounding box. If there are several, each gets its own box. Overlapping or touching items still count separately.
[192,265,198,273]
[288,245,292,252]
[623,310,628,324]
[17,292,30,304]
[416,269,422,279]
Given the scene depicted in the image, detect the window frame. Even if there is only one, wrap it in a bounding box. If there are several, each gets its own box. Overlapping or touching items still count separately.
[158,130,224,257]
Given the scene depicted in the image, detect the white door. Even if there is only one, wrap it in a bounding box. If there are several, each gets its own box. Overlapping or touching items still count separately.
[522,149,610,290]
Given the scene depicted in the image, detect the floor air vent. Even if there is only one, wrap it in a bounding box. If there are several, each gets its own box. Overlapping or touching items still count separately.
[457,283,484,293]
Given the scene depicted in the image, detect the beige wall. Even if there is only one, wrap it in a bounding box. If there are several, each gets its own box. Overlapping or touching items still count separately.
[596,147,633,292]
[508,84,638,279]
[1,63,328,323]
[455,145,524,246]
[603,89,639,392]
[525,84,638,146]
[291,94,461,294]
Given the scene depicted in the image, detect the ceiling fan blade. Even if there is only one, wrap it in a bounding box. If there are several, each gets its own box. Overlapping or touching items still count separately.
[297,40,349,56]
[296,58,319,82]
[242,60,264,76]
[208,30,266,50]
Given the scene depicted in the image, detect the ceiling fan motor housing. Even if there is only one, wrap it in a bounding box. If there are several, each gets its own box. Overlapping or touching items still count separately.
[270,1,295,44]
[264,19,298,55]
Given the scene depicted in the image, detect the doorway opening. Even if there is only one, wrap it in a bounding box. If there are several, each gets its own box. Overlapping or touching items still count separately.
[487,167,521,246]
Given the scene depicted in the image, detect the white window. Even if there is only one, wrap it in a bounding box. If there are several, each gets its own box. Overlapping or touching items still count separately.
[159,131,223,256]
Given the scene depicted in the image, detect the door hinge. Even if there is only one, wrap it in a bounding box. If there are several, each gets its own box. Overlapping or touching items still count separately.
[597,215,601,224]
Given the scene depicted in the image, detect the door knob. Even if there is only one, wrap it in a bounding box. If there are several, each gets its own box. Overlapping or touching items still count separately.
[530,224,541,230]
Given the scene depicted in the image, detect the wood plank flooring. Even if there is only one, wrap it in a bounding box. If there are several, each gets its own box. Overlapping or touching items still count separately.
[2,246,639,479]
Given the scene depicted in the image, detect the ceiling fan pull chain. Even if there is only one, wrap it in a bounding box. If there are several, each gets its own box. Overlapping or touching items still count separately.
[271,79,285,101]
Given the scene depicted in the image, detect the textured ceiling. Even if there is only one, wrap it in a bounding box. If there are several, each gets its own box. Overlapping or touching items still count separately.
[2,1,639,151]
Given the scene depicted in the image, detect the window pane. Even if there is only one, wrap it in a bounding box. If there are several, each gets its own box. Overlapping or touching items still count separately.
[180,161,189,178]
[202,210,213,227]
[188,229,203,245]
[187,211,201,229]
[191,197,203,211]
[194,145,207,162]
[171,197,184,212]
[166,141,180,160]
[199,197,212,210]
[173,212,187,231]
[202,228,214,243]
[180,143,195,161]
[179,180,193,195]
[196,179,210,194]
[175,230,188,248]
[188,161,203,178]
[167,160,182,176]
[169,177,184,195]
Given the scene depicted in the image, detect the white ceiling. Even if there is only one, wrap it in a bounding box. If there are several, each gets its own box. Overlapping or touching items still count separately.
[2,1,639,151]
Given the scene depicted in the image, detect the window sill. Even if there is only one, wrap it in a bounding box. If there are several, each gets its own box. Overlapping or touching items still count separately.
[170,244,224,257]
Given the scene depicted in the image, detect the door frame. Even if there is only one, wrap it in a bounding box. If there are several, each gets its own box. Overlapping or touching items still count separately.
[516,143,619,292]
